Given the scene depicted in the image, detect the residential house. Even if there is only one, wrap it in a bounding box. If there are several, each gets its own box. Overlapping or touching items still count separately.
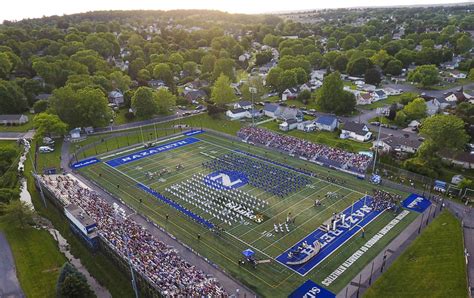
[315,116,338,132]
[69,128,82,140]
[433,97,455,110]
[373,136,422,154]
[311,69,327,81]
[282,88,299,101]
[444,90,466,103]
[383,87,402,96]
[226,108,249,120]
[108,90,124,106]
[357,84,376,92]
[279,119,299,131]
[372,90,388,101]
[278,107,304,122]
[449,70,467,79]
[299,84,312,92]
[35,93,52,101]
[263,103,280,118]
[148,79,166,89]
[233,101,253,110]
[442,151,474,169]
[184,90,207,103]
[297,120,316,132]
[340,122,372,142]
[0,114,29,125]
[357,92,374,105]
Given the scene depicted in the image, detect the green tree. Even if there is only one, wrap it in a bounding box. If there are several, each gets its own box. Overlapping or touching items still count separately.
[0,200,34,228]
[334,55,349,73]
[0,52,13,79]
[56,263,94,298]
[402,98,427,120]
[394,110,408,126]
[0,80,27,114]
[469,68,474,81]
[384,59,403,76]
[152,63,173,86]
[341,35,357,50]
[346,57,372,76]
[109,71,131,92]
[365,68,382,86]
[33,113,68,140]
[201,54,216,74]
[316,71,355,115]
[212,58,235,81]
[418,114,469,159]
[33,100,48,114]
[50,86,110,128]
[395,49,415,67]
[183,61,197,76]
[155,89,176,114]
[279,70,298,92]
[211,74,236,106]
[131,87,158,118]
[266,67,282,91]
[408,65,439,87]
[370,50,391,68]
[456,35,473,54]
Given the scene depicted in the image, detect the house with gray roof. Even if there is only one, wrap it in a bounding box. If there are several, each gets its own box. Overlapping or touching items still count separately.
[0,114,29,125]
[340,122,372,142]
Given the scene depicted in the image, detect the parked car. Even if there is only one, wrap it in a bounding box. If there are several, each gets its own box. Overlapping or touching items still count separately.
[39,146,54,153]
[370,121,380,126]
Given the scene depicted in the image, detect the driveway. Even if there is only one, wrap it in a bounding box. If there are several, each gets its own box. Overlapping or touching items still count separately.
[0,232,24,298]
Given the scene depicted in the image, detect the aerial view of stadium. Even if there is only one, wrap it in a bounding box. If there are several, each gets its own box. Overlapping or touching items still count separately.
[0,1,473,298]
[49,127,421,297]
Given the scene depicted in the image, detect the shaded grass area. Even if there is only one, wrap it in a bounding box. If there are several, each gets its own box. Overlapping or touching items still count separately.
[364,211,468,298]
[261,120,372,152]
[0,218,66,298]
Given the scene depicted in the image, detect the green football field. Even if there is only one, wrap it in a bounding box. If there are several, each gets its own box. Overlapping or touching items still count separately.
[79,132,418,297]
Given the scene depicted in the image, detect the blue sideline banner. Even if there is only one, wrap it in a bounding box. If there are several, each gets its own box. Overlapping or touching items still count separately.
[72,157,101,169]
[105,137,200,167]
[184,129,205,136]
[401,194,431,213]
[288,280,335,298]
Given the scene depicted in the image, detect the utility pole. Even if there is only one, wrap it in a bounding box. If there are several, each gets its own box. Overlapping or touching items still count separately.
[249,81,257,127]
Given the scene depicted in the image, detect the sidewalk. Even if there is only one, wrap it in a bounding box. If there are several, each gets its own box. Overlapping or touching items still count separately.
[0,232,25,298]
[337,204,440,298]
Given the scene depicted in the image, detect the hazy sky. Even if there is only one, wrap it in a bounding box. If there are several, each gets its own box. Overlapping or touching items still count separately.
[1,0,470,22]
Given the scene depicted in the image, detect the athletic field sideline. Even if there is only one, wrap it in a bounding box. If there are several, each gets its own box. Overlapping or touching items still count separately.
[78,132,418,296]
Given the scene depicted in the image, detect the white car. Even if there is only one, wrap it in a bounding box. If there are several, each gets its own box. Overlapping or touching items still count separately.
[39,146,54,153]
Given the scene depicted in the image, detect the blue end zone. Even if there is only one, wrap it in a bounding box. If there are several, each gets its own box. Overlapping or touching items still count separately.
[184,129,205,136]
[136,183,214,229]
[289,280,335,298]
[106,137,200,167]
[276,196,383,276]
[72,157,101,169]
[402,194,431,213]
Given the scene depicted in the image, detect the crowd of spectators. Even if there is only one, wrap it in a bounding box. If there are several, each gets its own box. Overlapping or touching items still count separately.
[41,175,225,297]
[370,189,402,211]
[237,127,371,173]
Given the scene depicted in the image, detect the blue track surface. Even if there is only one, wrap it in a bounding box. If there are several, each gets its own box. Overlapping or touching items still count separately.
[276,197,382,275]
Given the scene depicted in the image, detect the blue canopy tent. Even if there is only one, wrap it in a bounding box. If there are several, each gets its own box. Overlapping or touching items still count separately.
[242,249,255,258]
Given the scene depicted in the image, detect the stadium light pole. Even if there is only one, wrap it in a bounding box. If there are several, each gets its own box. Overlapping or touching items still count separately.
[372,124,383,174]
[249,85,257,127]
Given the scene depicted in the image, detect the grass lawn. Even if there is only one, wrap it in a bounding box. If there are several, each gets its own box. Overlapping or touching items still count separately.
[357,94,407,110]
[261,120,372,152]
[0,112,35,132]
[0,218,66,298]
[364,211,468,298]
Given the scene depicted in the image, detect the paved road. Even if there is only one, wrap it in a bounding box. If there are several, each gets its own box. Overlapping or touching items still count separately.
[0,232,24,298]
[0,132,26,140]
